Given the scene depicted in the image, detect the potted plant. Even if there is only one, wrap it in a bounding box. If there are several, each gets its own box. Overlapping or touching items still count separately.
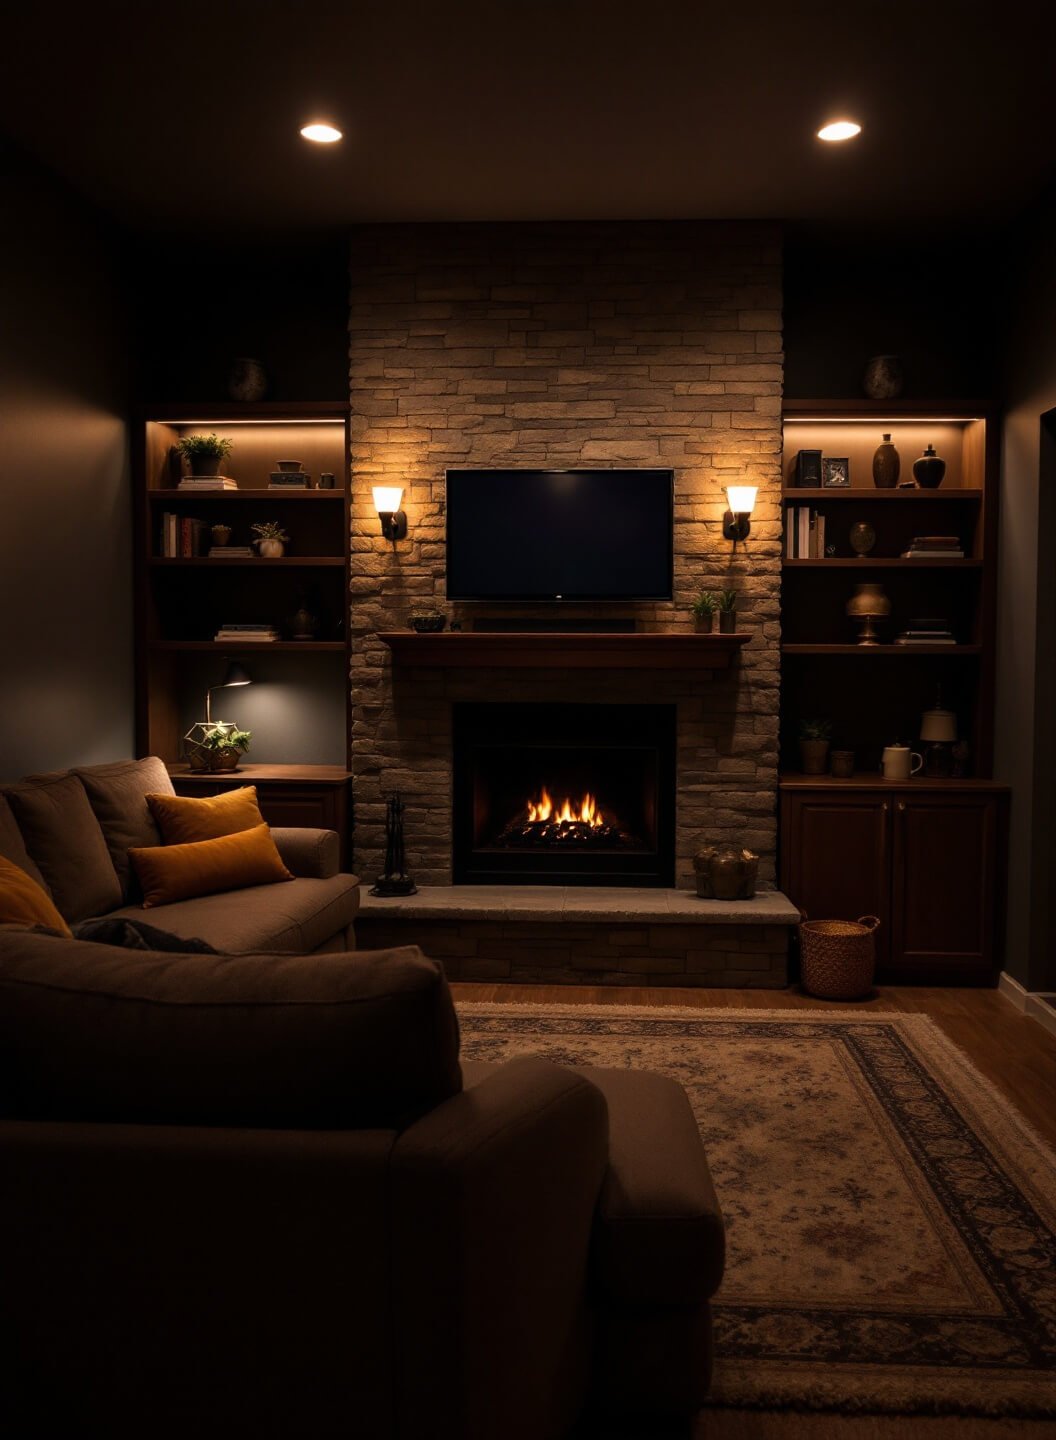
[716,589,738,634]
[251,521,290,558]
[798,719,832,776]
[690,590,716,633]
[177,433,233,478]
[198,724,252,773]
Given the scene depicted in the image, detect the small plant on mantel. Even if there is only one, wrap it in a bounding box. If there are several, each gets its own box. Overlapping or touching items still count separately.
[201,724,252,772]
[690,590,717,633]
[716,588,738,634]
[798,718,832,776]
[176,432,233,477]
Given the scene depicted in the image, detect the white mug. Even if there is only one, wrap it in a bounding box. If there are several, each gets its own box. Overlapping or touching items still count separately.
[881,745,923,781]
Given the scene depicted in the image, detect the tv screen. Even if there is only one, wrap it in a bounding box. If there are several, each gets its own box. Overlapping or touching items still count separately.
[445,469,673,601]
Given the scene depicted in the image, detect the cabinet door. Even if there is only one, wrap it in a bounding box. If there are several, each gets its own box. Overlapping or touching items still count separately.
[891,795,999,980]
[782,794,891,954]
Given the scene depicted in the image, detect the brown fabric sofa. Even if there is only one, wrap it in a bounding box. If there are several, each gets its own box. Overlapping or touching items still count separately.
[0,930,725,1440]
[0,756,359,952]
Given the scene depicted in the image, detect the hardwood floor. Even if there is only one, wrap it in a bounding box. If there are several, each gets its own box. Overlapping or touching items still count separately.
[451,982,1056,1149]
[455,981,1056,1440]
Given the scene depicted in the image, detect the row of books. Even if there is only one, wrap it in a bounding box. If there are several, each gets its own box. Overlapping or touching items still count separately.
[785,506,827,558]
[160,514,209,557]
[214,623,280,643]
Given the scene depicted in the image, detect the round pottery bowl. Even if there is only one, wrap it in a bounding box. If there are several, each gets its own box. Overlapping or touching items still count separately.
[276,460,303,472]
[410,615,446,633]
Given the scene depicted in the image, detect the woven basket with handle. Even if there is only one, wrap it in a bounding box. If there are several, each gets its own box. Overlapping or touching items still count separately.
[799,915,880,1000]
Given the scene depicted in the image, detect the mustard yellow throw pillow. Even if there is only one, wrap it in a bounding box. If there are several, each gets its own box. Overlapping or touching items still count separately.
[146,786,264,845]
[129,823,293,909]
[0,854,73,935]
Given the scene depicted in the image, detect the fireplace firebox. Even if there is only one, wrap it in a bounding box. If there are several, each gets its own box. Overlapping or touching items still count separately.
[452,703,676,886]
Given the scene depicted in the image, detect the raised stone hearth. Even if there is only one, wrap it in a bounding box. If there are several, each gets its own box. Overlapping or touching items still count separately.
[357,886,797,987]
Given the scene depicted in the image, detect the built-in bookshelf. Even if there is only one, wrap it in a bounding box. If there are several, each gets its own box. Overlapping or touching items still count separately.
[133,402,351,767]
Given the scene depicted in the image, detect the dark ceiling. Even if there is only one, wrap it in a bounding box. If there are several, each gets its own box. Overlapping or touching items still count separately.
[3,0,1054,234]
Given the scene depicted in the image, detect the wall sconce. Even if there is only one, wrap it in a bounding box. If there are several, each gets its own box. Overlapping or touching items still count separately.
[722,485,758,544]
[372,485,407,543]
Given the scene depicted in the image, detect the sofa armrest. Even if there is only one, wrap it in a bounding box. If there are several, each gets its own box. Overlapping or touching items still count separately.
[390,1056,609,1440]
[582,1065,725,1306]
[270,827,340,878]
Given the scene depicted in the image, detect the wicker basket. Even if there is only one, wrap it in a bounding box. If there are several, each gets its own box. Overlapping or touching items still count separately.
[799,915,880,1000]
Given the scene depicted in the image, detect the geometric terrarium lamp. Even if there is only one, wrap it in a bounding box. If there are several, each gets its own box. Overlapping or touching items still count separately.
[182,660,253,771]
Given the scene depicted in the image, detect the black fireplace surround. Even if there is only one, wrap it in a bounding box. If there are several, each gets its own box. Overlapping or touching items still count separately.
[452,702,676,886]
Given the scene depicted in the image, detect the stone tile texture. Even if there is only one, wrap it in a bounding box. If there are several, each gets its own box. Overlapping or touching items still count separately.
[349,221,784,888]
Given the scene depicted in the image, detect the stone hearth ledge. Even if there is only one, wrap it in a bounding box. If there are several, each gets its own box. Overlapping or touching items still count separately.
[358,885,799,926]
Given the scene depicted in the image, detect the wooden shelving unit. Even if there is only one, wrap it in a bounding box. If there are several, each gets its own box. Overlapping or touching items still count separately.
[778,401,1007,982]
[133,402,351,767]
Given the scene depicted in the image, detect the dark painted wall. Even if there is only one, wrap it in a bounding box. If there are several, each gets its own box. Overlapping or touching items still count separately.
[995,186,1056,991]
[784,225,1000,400]
[0,143,133,777]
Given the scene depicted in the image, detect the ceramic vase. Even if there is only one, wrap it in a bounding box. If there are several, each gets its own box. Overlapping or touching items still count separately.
[872,433,900,488]
[849,521,876,555]
[862,355,904,400]
[718,610,737,634]
[913,444,946,488]
[228,358,269,402]
[258,538,285,558]
[799,739,831,775]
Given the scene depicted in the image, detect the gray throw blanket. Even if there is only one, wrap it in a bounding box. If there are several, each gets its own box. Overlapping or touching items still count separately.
[71,917,217,954]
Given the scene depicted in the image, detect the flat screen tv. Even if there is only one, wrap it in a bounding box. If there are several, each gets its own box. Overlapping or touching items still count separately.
[445,468,673,602]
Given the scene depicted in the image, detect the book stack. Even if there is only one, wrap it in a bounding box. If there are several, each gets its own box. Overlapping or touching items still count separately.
[213,622,280,643]
[268,472,310,489]
[894,617,957,646]
[785,505,827,558]
[177,476,238,491]
[901,534,964,559]
[207,546,255,558]
[160,514,208,557]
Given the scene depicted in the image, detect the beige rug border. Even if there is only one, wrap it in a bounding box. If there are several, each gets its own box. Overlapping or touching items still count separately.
[458,1003,1056,1242]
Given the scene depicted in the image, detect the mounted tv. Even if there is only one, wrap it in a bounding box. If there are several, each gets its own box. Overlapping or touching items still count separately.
[445,468,673,602]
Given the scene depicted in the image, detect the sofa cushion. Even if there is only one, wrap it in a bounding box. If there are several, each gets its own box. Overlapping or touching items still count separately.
[3,774,122,922]
[129,824,293,909]
[146,785,264,844]
[0,794,49,891]
[0,856,72,936]
[109,873,360,954]
[0,930,462,1130]
[75,757,175,901]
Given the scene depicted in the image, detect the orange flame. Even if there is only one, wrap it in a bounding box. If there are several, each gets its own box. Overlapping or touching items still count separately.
[527,785,603,828]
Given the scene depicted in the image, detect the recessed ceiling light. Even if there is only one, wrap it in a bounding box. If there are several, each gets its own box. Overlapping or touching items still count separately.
[300,122,343,144]
[817,119,862,143]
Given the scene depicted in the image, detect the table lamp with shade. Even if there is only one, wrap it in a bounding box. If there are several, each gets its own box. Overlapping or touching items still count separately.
[183,661,253,770]
[920,704,957,777]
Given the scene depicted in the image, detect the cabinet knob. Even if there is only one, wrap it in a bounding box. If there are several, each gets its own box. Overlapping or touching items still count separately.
[881,801,888,812]
[898,800,906,812]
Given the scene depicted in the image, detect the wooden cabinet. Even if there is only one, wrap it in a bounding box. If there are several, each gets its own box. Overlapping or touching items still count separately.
[781,781,1008,983]
[168,764,353,871]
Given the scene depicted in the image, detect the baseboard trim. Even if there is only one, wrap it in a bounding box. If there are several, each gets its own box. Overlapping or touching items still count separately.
[999,972,1056,1038]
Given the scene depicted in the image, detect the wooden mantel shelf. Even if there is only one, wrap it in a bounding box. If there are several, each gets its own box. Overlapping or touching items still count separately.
[378,630,750,670]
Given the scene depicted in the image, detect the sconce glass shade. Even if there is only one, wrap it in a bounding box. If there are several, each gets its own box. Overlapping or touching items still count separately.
[725,485,758,515]
[920,708,957,742]
[372,486,404,515]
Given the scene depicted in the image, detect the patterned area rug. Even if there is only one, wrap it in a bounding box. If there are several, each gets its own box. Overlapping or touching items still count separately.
[457,1004,1056,1417]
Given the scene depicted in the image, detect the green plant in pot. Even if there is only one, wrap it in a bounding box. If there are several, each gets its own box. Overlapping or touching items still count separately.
[252,520,290,558]
[177,433,233,478]
[690,590,716,633]
[716,589,738,634]
[198,724,252,773]
[798,718,832,776]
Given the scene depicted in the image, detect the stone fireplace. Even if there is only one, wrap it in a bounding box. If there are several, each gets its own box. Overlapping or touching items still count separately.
[349,220,783,891]
[452,702,676,886]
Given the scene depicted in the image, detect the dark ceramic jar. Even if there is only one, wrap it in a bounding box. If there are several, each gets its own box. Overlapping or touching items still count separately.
[912,444,946,489]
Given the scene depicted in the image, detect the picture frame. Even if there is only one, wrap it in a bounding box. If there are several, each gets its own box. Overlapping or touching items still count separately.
[822,457,851,489]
